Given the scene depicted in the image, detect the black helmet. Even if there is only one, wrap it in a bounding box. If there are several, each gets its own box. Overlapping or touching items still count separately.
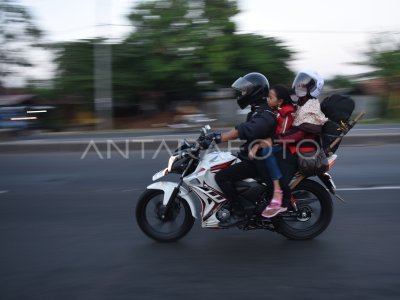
[231,72,270,109]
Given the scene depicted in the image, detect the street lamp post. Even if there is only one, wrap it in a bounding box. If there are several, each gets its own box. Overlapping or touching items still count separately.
[94,39,113,130]
[94,0,113,130]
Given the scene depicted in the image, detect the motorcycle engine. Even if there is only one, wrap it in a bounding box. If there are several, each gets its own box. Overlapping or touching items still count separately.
[216,208,231,222]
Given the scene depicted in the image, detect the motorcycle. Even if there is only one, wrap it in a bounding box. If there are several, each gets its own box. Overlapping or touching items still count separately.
[136,113,364,243]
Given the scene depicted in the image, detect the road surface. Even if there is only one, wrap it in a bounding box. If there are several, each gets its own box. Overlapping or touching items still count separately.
[1,145,400,300]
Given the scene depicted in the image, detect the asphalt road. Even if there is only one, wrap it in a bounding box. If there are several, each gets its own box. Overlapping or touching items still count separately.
[1,145,400,300]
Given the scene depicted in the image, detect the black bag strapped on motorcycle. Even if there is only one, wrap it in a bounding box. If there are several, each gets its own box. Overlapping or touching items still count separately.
[297,150,329,177]
[325,111,366,156]
[321,120,343,154]
[320,94,356,154]
[320,94,355,123]
[290,112,366,188]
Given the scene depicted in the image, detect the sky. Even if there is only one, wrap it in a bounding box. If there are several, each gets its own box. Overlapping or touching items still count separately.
[16,0,400,84]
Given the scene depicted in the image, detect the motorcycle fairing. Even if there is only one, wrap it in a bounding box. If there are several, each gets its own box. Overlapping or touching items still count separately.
[147,181,197,218]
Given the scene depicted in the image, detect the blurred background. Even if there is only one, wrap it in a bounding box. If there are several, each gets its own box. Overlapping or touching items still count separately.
[0,0,399,135]
[1,2,400,299]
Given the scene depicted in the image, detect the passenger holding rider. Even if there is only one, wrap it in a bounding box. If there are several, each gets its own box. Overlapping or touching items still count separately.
[198,72,277,227]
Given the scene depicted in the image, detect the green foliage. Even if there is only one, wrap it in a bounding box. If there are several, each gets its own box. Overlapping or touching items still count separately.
[361,33,400,117]
[55,0,295,108]
[0,0,43,79]
[53,40,96,100]
[363,33,400,80]
[370,50,400,79]
[230,34,294,86]
[326,75,353,89]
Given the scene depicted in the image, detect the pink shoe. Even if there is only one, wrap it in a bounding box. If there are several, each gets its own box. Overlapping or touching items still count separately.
[261,190,287,218]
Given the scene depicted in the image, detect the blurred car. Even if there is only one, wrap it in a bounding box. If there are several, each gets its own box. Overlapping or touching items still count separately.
[0,106,54,136]
[0,107,32,132]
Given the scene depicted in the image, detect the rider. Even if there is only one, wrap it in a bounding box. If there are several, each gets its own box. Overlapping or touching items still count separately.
[198,72,277,227]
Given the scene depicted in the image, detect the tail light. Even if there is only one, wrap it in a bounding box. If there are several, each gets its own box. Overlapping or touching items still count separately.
[327,154,337,169]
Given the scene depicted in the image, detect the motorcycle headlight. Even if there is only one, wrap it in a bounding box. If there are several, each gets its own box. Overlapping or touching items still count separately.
[167,155,179,172]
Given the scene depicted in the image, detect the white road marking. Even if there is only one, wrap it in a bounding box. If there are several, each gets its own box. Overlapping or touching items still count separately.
[353,128,400,131]
[336,186,400,191]
[0,190,9,194]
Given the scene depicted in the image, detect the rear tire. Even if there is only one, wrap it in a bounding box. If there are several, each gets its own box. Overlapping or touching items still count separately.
[136,189,195,243]
[275,179,333,240]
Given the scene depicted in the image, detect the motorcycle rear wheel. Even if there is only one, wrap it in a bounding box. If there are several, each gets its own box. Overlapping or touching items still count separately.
[136,189,195,243]
[274,179,333,240]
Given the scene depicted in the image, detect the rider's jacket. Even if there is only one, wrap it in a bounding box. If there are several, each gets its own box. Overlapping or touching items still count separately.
[235,103,277,157]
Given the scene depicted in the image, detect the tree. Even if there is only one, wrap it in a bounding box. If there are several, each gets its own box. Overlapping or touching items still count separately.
[361,33,400,117]
[53,0,295,115]
[53,40,96,101]
[230,34,294,86]
[0,0,42,82]
[363,33,400,80]
[113,0,294,107]
[114,0,238,103]
[326,75,353,89]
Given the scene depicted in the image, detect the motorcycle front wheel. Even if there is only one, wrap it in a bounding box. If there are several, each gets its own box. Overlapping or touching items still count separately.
[274,179,333,240]
[136,189,195,243]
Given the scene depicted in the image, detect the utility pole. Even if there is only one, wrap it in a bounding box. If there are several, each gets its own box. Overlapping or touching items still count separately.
[94,0,113,130]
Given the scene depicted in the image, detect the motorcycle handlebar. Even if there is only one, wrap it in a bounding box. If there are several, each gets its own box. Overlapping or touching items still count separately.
[194,125,213,151]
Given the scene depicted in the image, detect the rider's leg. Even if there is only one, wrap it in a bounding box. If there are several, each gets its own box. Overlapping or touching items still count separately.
[215,160,258,224]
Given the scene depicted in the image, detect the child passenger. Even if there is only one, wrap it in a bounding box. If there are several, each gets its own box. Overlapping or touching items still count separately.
[248,84,295,218]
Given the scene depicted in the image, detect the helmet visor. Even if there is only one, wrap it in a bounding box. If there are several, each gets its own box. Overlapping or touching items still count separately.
[231,77,254,95]
[293,73,315,97]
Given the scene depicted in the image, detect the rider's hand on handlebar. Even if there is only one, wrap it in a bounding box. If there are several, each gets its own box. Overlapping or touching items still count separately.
[197,132,221,150]
[197,136,212,149]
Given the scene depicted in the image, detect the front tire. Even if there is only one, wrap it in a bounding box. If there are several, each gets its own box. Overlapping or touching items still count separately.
[136,189,195,243]
[275,179,333,240]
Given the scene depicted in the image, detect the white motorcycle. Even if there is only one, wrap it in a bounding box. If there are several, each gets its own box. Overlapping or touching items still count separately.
[135,125,349,243]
